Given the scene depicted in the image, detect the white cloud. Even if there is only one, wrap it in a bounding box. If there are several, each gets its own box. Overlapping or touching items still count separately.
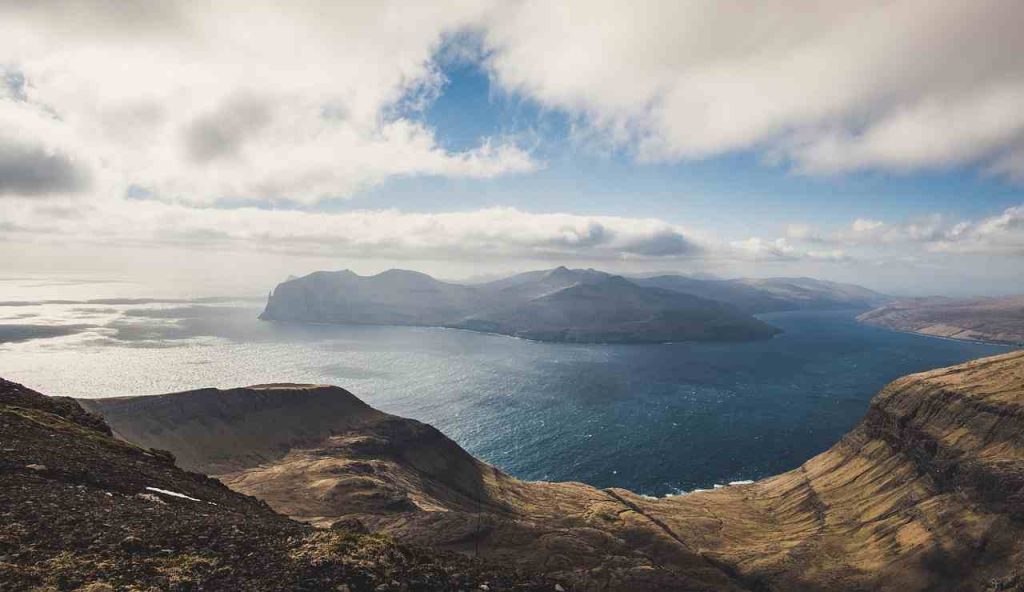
[481,0,1024,178]
[932,205,1024,255]
[729,237,849,262]
[0,200,703,261]
[4,0,1024,210]
[851,219,885,233]
[0,1,534,205]
[730,238,798,261]
[783,205,1024,256]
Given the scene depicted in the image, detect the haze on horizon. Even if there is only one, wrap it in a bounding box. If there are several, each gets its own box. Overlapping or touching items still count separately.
[2,1,1023,297]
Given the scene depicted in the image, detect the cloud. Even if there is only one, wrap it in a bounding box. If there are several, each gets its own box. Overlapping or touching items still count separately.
[5,0,1023,206]
[480,0,1024,179]
[0,1,534,204]
[933,205,1024,255]
[728,237,848,262]
[781,204,1024,257]
[183,94,274,164]
[0,141,90,197]
[851,219,885,233]
[0,199,704,261]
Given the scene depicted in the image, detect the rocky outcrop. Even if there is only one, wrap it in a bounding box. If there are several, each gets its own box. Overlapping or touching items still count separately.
[259,267,780,344]
[81,351,1024,590]
[859,296,1024,345]
[0,378,560,591]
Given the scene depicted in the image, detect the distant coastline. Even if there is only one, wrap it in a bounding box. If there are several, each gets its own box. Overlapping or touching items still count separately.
[862,324,1020,348]
[857,296,1024,348]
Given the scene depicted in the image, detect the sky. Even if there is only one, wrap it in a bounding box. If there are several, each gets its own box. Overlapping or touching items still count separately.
[1,1,1023,297]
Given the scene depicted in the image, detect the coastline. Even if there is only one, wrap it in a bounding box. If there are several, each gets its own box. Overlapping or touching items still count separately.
[858,321,1020,348]
[258,316,783,346]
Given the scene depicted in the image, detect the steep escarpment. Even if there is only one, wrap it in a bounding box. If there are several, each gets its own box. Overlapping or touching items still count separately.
[82,385,512,521]
[79,384,386,474]
[0,378,560,591]
[80,351,1024,591]
[260,269,486,327]
[636,350,1024,590]
[859,296,1024,345]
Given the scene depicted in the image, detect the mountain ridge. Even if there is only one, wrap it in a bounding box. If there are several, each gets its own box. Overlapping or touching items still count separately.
[259,267,886,344]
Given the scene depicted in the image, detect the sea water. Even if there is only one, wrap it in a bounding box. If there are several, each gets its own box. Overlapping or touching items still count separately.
[1,292,1009,496]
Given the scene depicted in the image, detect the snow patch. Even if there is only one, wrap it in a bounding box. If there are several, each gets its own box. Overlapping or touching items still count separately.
[145,486,202,502]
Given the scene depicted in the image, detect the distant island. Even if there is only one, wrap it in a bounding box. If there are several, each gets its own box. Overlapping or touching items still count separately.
[859,296,1024,346]
[259,267,889,344]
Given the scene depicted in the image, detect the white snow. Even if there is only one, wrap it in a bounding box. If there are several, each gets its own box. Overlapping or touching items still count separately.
[145,486,202,502]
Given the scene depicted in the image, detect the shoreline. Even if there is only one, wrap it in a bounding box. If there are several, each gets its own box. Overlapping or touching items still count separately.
[858,321,1020,349]
[258,316,782,346]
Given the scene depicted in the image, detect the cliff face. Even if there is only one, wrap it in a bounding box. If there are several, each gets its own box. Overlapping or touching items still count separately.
[80,351,1024,591]
[0,379,560,591]
[260,269,486,327]
[859,296,1024,344]
[636,350,1024,590]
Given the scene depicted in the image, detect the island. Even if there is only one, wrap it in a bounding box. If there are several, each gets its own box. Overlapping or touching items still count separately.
[259,267,782,344]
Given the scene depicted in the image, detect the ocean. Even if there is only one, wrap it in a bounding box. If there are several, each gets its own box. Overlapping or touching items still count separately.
[1,286,1010,496]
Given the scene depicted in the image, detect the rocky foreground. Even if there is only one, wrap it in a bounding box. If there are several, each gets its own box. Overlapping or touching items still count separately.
[75,351,1024,591]
[0,379,561,591]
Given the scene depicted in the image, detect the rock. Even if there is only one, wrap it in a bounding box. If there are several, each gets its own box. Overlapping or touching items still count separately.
[119,535,144,553]
[330,516,369,534]
[554,585,565,592]
[25,463,47,471]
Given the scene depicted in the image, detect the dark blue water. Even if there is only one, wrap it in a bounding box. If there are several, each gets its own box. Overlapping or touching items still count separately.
[5,303,1011,496]
[425,309,1009,494]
